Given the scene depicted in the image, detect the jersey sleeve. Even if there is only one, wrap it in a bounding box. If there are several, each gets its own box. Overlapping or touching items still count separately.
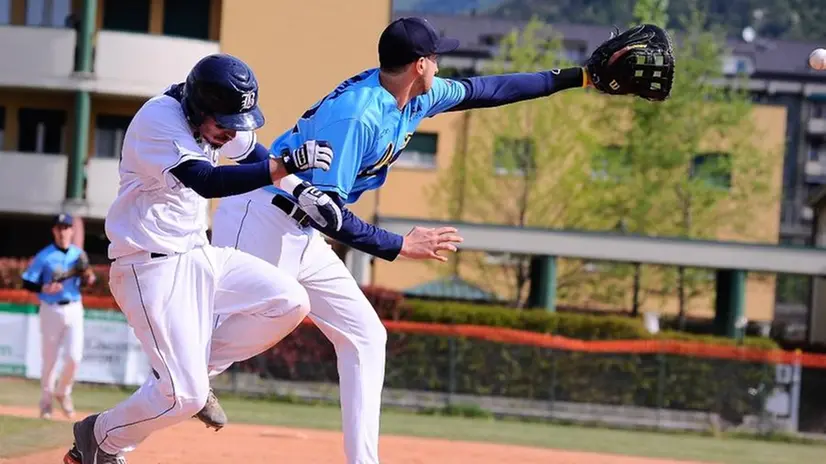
[131,99,212,189]
[21,253,46,284]
[219,131,257,162]
[422,77,469,117]
[306,119,372,200]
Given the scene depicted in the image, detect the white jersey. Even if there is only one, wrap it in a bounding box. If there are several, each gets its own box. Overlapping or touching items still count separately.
[105,91,257,260]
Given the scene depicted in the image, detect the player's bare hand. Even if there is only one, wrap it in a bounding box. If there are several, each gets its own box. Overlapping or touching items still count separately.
[42,282,63,294]
[281,140,334,174]
[400,226,463,262]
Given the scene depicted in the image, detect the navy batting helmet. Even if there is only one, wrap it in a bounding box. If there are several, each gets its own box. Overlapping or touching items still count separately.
[181,54,264,131]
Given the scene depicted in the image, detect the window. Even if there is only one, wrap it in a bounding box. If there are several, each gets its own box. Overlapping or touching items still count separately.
[691,152,731,189]
[493,136,535,175]
[102,0,150,33]
[163,0,210,40]
[813,103,826,119]
[0,0,10,25]
[18,108,66,154]
[0,107,5,149]
[25,0,71,27]
[396,133,438,168]
[809,139,823,161]
[94,114,132,158]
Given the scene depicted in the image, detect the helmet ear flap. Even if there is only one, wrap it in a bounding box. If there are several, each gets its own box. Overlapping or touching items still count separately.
[181,88,205,126]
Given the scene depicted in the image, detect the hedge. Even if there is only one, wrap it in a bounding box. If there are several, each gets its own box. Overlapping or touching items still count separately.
[0,258,779,418]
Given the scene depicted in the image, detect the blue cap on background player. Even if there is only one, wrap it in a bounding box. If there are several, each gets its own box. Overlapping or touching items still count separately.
[378,17,460,69]
[53,213,73,227]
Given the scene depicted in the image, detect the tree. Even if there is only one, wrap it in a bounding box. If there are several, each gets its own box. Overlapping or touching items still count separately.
[589,1,778,323]
[429,18,608,307]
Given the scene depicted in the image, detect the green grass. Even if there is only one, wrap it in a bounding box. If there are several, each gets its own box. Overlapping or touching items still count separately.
[0,415,71,458]
[1,377,826,464]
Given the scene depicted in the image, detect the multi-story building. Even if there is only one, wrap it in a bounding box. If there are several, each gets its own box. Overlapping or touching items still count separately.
[0,3,818,328]
[0,0,390,257]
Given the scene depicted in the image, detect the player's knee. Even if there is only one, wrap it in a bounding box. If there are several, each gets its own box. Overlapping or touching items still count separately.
[175,379,211,416]
[353,306,387,351]
[263,283,310,320]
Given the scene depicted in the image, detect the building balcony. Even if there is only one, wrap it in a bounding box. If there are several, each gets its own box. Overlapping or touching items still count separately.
[85,157,120,218]
[0,152,120,219]
[0,26,219,98]
[88,31,219,97]
[0,152,68,216]
[0,25,77,91]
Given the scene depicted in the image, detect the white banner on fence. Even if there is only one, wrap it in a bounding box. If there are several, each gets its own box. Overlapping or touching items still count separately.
[0,304,150,387]
[0,310,29,376]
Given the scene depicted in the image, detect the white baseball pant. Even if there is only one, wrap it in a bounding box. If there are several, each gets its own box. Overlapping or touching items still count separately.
[211,189,387,464]
[38,301,84,403]
[92,245,310,456]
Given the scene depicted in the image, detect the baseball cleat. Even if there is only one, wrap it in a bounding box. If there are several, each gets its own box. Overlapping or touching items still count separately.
[63,413,127,464]
[39,398,53,420]
[194,389,227,431]
[55,394,76,419]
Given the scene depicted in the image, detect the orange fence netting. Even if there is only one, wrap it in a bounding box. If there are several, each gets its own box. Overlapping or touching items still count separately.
[3,289,825,368]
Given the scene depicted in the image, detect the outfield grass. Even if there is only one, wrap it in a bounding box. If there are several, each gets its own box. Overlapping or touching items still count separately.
[1,377,825,464]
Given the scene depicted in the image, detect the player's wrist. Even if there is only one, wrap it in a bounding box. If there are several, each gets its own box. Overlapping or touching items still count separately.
[268,157,288,183]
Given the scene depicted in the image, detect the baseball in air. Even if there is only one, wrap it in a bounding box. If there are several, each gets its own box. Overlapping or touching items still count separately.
[809,48,826,70]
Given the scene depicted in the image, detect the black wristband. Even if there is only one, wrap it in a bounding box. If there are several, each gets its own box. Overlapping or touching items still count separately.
[546,67,586,94]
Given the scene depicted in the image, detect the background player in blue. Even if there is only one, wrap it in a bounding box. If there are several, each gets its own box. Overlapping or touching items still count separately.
[208,16,635,464]
[21,213,96,420]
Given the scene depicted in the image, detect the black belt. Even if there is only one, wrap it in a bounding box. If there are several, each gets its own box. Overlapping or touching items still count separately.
[150,252,167,259]
[272,195,311,227]
[56,300,75,306]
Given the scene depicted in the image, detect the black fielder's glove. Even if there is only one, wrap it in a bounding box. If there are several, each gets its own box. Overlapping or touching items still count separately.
[50,253,90,283]
[585,24,675,101]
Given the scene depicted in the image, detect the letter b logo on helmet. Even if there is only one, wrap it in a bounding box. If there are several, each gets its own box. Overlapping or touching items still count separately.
[182,53,265,131]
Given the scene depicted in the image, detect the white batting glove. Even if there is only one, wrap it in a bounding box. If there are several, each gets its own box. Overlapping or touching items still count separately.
[281,140,333,174]
[293,181,343,231]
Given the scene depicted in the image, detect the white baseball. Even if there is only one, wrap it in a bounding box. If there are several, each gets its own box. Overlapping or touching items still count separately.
[810,48,826,70]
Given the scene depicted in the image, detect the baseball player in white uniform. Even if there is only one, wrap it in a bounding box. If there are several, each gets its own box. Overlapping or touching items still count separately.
[198,15,657,464]
[21,213,95,420]
[62,53,343,464]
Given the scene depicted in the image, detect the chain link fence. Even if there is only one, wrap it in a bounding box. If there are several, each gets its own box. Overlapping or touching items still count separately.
[216,324,784,433]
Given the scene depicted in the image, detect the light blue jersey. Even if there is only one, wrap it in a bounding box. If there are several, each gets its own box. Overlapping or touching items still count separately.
[21,244,86,304]
[264,68,467,203]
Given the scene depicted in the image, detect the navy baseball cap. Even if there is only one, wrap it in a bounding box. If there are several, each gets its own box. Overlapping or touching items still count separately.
[53,213,73,227]
[378,17,460,69]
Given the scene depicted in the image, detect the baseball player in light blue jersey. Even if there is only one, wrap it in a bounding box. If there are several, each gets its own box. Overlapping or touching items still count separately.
[21,213,95,420]
[206,16,668,464]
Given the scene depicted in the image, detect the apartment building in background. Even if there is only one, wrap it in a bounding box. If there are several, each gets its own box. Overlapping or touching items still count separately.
[0,0,390,256]
[0,3,819,328]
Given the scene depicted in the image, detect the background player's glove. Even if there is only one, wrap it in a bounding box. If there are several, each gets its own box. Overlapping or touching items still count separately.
[49,253,90,283]
[293,181,343,231]
[281,140,333,174]
[585,23,675,101]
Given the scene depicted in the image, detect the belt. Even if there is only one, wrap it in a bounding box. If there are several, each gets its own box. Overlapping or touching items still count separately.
[55,300,75,306]
[271,194,311,227]
[150,252,167,259]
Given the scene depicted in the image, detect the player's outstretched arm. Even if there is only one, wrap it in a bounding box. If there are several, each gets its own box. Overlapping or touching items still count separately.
[425,24,674,117]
